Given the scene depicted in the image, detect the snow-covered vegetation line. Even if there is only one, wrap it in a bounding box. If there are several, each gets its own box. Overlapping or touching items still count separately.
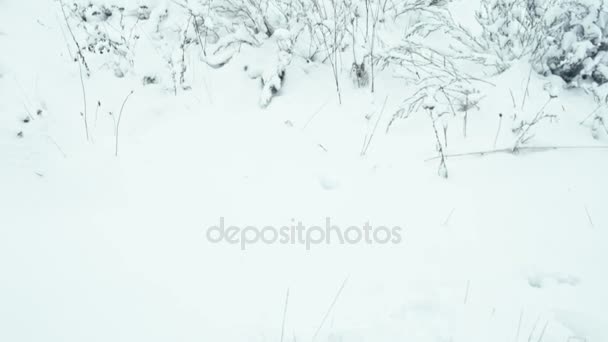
[1,0,608,341]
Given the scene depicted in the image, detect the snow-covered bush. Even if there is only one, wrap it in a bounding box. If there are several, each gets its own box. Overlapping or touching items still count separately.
[58,0,450,105]
[245,29,293,107]
[58,0,263,91]
[449,0,608,86]
[534,0,608,86]
[444,0,549,73]
[474,0,542,70]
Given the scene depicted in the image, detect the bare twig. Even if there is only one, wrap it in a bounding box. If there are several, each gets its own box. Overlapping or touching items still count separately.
[579,105,602,125]
[536,321,549,342]
[303,98,332,129]
[115,90,135,157]
[442,208,455,226]
[47,135,68,158]
[427,106,448,178]
[58,0,90,75]
[515,309,523,342]
[280,289,290,342]
[527,315,541,342]
[78,61,89,141]
[521,66,533,111]
[94,101,101,126]
[312,276,349,342]
[494,113,503,148]
[513,97,554,151]
[425,145,608,161]
[441,87,457,117]
[179,16,192,88]
[361,96,389,156]
[510,89,517,108]
[584,205,594,228]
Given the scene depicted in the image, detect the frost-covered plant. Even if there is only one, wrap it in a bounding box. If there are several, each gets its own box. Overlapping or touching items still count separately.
[245,29,294,107]
[511,96,557,150]
[383,36,485,176]
[60,2,145,77]
[455,87,483,138]
[590,113,608,138]
[381,34,483,123]
[425,103,449,178]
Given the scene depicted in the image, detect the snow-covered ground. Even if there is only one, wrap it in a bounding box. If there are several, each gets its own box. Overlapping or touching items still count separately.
[1,1,607,341]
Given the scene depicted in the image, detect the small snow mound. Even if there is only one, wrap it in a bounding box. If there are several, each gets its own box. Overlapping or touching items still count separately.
[318,175,340,191]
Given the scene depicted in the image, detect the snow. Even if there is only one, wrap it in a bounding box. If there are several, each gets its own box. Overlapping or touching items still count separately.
[1,1,608,342]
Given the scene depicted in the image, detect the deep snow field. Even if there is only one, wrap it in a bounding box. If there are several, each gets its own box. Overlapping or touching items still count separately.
[1,0,607,341]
